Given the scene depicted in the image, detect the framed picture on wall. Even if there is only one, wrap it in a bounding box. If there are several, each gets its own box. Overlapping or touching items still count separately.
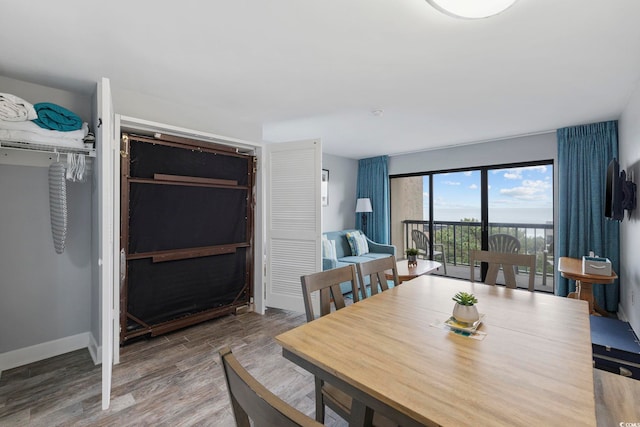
[321,169,329,206]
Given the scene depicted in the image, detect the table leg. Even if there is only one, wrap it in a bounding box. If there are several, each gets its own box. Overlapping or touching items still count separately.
[578,281,595,314]
[349,399,374,427]
[567,280,581,301]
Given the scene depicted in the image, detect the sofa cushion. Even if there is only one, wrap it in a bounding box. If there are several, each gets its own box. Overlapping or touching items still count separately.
[339,255,378,264]
[346,230,369,256]
[360,253,392,260]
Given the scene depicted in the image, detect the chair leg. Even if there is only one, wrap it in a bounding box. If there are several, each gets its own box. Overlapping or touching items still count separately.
[441,253,447,274]
[314,377,325,423]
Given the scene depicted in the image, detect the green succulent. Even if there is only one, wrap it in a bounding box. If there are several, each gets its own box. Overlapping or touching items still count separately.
[452,291,478,306]
[406,248,419,256]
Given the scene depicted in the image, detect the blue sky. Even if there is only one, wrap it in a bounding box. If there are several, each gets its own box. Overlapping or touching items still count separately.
[423,165,553,221]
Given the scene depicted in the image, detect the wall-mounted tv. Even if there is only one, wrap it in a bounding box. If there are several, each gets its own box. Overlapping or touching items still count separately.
[604,158,623,220]
[605,157,636,221]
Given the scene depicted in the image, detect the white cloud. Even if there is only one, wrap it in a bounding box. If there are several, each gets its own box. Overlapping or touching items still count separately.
[469,184,478,190]
[463,171,473,176]
[528,165,548,174]
[500,179,551,201]
[502,166,548,180]
[503,171,522,180]
[443,181,460,186]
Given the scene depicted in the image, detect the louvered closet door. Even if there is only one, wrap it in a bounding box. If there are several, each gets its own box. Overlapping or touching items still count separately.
[265,139,321,312]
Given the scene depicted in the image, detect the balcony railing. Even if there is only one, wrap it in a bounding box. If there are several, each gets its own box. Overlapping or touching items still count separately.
[402,219,554,288]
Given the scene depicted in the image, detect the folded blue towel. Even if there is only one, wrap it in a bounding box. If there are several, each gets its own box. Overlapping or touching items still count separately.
[32,102,83,131]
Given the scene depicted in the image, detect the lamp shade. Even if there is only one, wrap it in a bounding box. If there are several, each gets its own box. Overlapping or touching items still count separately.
[355,198,373,213]
[426,0,517,19]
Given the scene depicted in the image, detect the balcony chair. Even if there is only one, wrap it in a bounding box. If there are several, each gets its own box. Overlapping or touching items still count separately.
[219,346,323,427]
[410,229,447,274]
[356,255,400,298]
[488,233,521,278]
[300,266,396,426]
[543,238,554,287]
[469,250,536,291]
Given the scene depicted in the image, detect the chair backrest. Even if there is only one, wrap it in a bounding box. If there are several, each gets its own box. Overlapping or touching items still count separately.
[300,264,359,322]
[411,229,430,255]
[470,250,536,291]
[488,234,521,254]
[356,255,400,298]
[219,347,323,427]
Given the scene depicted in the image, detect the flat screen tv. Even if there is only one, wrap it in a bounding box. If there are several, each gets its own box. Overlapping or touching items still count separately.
[604,157,623,220]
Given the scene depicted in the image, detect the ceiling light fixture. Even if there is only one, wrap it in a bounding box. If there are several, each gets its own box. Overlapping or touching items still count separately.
[426,0,518,19]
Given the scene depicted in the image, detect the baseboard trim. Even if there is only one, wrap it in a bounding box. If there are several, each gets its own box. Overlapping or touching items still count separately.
[88,332,102,365]
[618,303,628,321]
[0,332,91,375]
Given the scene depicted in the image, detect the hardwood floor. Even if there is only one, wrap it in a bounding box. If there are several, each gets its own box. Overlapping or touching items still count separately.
[1,306,637,426]
[0,308,348,427]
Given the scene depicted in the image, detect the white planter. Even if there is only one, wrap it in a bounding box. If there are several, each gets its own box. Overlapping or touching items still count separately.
[453,303,479,325]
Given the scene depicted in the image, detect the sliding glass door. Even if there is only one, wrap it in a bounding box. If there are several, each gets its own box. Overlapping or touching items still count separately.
[487,164,554,290]
[432,171,481,274]
[390,160,554,292]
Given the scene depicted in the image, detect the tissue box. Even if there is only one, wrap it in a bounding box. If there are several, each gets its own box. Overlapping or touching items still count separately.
[582,256,612,276]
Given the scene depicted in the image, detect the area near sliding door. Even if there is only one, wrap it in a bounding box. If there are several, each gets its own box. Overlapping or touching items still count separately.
[390,160,554,292]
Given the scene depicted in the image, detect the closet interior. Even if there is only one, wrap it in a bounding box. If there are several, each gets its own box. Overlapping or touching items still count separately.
[0,76,98,372]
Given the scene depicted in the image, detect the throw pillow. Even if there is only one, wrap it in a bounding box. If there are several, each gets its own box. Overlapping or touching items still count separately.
[346,231,369,256]
[322,236,337,261]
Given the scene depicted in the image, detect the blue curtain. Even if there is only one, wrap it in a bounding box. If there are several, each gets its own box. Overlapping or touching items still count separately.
[356,156,390,244]
[556,120,619,312]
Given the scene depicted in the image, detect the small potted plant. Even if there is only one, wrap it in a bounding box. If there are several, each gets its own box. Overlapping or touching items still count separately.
[452,291,479,325]
[406,248,419,266]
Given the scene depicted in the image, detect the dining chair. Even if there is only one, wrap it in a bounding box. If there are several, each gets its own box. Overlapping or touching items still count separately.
[356,255,400,298]
[219,346,323,427]
[300,266,397,426]
[470,249,536,291]
[301,264,360,322]
[410,229,447,274]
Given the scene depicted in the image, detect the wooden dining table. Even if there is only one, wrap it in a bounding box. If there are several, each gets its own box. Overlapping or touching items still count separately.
[275,275,596,427]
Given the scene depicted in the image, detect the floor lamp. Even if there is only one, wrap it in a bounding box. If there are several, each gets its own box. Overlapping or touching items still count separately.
[356,198,373,236]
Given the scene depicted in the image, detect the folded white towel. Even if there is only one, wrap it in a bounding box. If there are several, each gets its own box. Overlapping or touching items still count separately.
[0,121,88,148]
[0,120,88,139]
[0,93,37,121]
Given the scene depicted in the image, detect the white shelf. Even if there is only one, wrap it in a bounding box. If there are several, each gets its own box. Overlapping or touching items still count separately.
[0,140,95,168]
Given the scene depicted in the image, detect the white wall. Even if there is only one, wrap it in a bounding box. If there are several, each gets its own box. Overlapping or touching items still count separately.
[0,165,92,353]
[618,81,640,335]
[112,87,262,143]
[0,76,93,357]
[322,153,358,232]
[389,132,556,175]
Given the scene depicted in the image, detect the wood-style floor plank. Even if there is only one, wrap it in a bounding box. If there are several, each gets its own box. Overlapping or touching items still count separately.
[0,308,348,426]
[4,306,628,427]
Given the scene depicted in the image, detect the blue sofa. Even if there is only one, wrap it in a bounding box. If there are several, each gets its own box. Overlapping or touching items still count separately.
[322,229,396,294]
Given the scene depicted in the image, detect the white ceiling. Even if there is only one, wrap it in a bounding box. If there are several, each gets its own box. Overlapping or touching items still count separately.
[2,0,640,159]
